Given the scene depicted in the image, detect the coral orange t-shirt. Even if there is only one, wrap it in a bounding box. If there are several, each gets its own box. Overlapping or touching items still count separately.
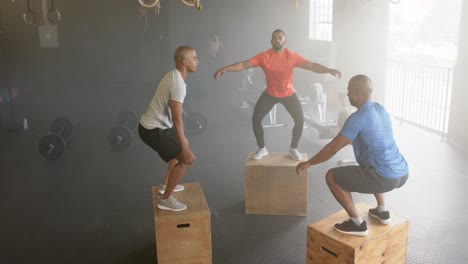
[249,48,305,98]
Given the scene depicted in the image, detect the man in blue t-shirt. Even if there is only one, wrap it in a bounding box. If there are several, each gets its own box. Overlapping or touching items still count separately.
[296,74,408,236]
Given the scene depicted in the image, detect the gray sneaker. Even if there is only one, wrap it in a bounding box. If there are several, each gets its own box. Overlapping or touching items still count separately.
[158,196,187,211]
[158,184,185,195]
[253,147,268,160]
[289,147,302,161]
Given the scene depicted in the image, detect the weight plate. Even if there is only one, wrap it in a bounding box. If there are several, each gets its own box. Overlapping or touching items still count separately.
[23,11,35,25]
[47,10,61,24]
[38,134,65,160]
[51,117,73,141]
[108,125,132,151]
[117,110,138,130]
[186,112,207,135]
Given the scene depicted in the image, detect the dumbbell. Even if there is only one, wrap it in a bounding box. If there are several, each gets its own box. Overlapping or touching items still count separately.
[38,117,73,160]
[182,105,207,135]
[107,110,138,151]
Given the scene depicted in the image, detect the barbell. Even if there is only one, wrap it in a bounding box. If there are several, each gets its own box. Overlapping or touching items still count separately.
[38,117,73,160]
[183,105,207,135]
[107,110,138,151]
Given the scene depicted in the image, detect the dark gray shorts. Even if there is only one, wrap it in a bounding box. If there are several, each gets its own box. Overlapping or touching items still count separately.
[138,124,181,163]
[331,165,408,194]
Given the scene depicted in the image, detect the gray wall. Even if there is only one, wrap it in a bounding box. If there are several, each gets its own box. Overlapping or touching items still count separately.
[0,0,391,127]
[0,0,169,124]
[164,0,331,92]
[333,0,389,103]
[162,0,390,105]
[448,0,468,151]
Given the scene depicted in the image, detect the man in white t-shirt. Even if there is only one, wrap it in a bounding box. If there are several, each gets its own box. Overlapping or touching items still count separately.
[139,46,198,211]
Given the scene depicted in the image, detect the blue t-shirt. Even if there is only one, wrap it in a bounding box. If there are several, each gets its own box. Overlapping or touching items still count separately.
[339,101,409,179]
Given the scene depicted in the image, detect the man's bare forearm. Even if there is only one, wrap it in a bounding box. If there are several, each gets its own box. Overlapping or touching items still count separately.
[221,60,251,72]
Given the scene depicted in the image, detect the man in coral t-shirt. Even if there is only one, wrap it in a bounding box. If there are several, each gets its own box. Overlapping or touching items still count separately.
[213,29,341,160]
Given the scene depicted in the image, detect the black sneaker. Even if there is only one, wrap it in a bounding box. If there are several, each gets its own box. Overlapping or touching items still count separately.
[334,219,368,236]
[369,208,391,224]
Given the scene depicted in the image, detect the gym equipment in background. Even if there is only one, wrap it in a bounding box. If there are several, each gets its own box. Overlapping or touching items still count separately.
[183,104,207,135]
[38,117,73,160]
[107,110,139,151]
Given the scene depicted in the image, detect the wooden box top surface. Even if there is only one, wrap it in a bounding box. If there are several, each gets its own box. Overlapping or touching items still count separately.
[308,202,409,248]
[152,182,209,218]
[245,152,308,167]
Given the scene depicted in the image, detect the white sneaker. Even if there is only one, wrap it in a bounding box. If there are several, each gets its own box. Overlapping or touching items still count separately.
[159,184,185,195]
[289,147,302,161]
[158,196,187,211]
[253,147,268,160]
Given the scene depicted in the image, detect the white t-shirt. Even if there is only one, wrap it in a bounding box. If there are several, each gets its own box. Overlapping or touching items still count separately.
[140,69,186,129]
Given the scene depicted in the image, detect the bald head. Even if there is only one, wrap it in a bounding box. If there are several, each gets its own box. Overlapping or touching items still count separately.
[349,74,373,94]
[173,46,198,77]
[174,46,195,64]
[347,74,373,107]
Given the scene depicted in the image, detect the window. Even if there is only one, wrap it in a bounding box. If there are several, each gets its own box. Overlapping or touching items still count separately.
[309,0,333,41]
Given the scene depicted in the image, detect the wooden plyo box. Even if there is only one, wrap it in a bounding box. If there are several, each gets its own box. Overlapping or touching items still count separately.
[307,202,409,264]
[152,182,212,264]
[245,152,308,216]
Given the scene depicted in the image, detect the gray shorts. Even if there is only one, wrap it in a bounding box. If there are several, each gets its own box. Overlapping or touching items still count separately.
[331,165,408,194]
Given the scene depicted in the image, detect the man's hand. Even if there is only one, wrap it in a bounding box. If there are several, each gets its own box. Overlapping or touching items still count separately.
[179,146,196,165]
[213,68,225,79]
[329,69,342,78]
[296,161,310,174]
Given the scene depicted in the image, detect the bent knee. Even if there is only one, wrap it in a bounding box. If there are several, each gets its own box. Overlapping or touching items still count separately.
[325,170,335,185]
[173,158,192,169]
[176,162,191,171]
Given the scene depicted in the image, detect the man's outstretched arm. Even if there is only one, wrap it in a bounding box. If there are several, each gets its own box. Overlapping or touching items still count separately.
[299,60,341,78]
[213,60,254,79]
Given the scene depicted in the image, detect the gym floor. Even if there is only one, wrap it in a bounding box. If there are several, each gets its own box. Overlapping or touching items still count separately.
[1,84,467,264]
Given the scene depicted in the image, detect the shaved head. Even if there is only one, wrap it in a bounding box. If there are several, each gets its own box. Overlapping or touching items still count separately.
[173,46,198,76]
[271,29,286,51]
[347,74,373,107]
[349,74,373,94]
[174,46,195,64]
[272,29,285,37]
